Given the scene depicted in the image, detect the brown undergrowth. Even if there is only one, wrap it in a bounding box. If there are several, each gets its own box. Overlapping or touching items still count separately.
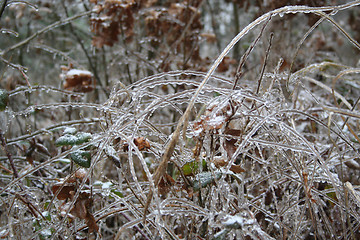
[1,1,360,239]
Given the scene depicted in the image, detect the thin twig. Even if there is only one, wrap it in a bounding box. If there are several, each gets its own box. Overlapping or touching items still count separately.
[287,14,326,83]
[0,128,47,224]
[6,118,100,145]
[256,32,273,95]
[159,0,205,71]
[15,193,46,221]
[61,3,108,98]
[205,0,221,53]
[0,0,8,21]
[1,10,95,56]
[0,56,31,87]
[0,128,19,178]
[232,15,272,90]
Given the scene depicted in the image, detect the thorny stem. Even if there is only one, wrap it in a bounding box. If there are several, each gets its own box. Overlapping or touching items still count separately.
[0,128,19,178]
[121,212,151,240]
[15,193,46,221]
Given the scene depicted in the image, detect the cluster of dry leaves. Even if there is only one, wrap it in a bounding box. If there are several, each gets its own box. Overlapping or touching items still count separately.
[60,65,95,93]
[89,0,207,71]
[51,169,99,235]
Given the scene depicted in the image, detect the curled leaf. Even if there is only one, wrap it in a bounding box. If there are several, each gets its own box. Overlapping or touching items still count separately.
[51,184,75,200]
[55,135,77,146]
[75,132,92,144]
[134,137,150,151]
[69,192,99,234]
[122,137,151,151]
[55,132,92,146]
[70,150,91,168]
[63,127,77,135]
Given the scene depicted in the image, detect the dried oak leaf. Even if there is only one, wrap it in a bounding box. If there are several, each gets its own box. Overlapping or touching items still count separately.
[144,2,202,57]
[223,127,242,159]
[70,192,99,234]
[51,169,88,200]
[90,0,137,47]
[158,173,175,197]
[193,99,236,137]
[70,192,90,219]
[212,157,245,174]
[52,171,98,234]
[122,137,151,151]
[61,68,95,93]
[134,137,150,151]
[217,56,237,73]
[51,184,76,200]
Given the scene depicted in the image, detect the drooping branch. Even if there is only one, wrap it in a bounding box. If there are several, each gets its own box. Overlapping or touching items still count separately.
[1,10,95,56]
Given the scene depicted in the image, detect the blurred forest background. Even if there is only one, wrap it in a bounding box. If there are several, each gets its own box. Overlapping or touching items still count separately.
[2,0,360,239]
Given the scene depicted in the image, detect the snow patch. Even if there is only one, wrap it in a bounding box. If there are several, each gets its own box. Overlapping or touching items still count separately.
[66,69,93,77]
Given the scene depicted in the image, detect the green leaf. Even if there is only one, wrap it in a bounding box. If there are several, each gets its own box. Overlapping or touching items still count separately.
[75,132,92,144]
[63,127,77,135]
[43,211,51,221]
[0,89,9,111]
[214,229,231,240]
[55,132,92,146]
[70,150,91,168]
[111,189,124,198]
[182,160,206,176]
[55,134,78,146]
[193,171,221,191]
